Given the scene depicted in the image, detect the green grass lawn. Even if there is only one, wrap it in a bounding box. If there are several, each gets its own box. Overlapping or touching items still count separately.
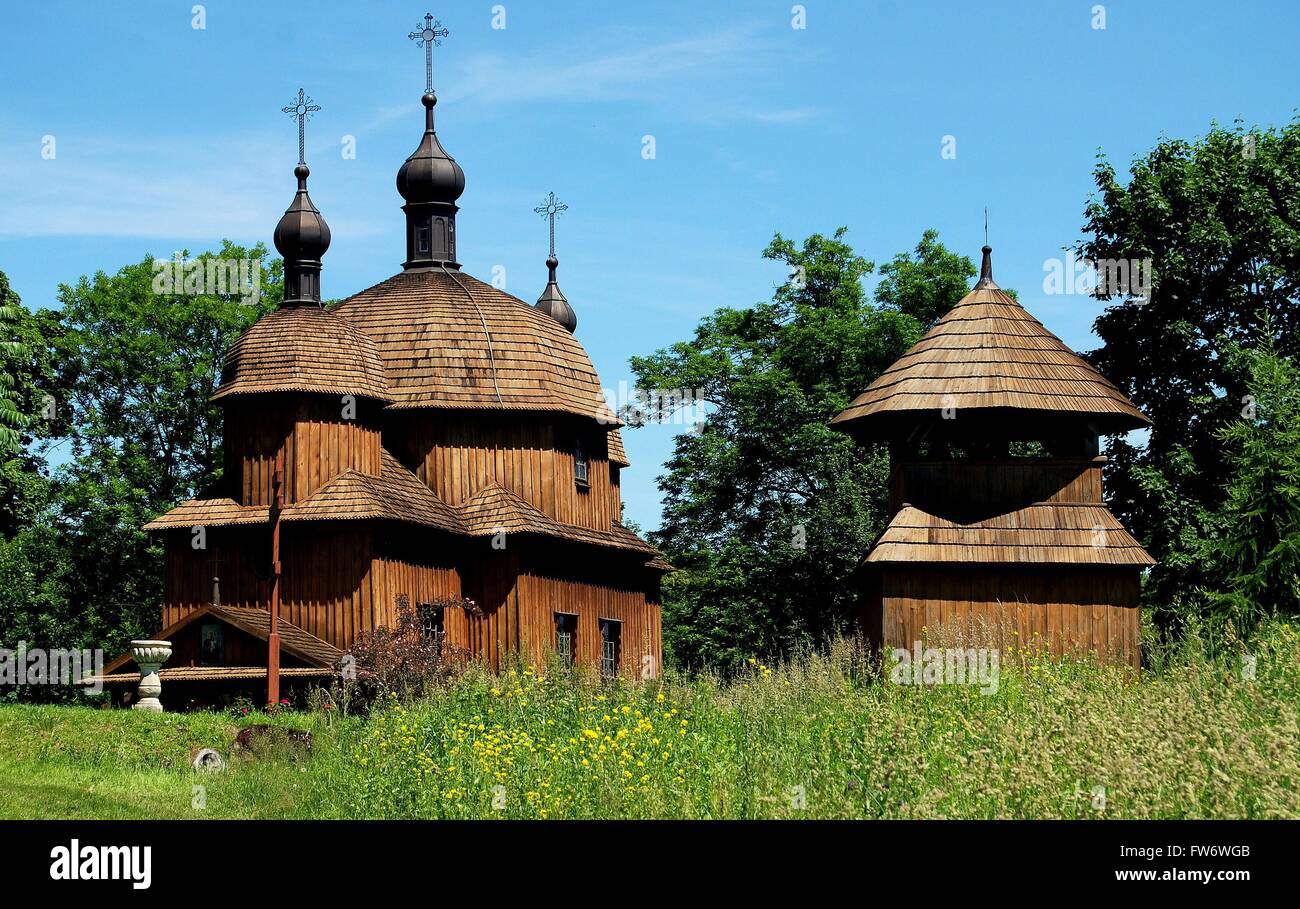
[2,625,1298,819]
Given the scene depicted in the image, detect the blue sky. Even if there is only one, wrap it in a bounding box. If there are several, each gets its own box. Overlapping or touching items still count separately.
[2,1,1297,530]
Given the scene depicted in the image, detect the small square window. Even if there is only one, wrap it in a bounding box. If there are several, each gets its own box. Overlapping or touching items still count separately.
[574,439,589,487]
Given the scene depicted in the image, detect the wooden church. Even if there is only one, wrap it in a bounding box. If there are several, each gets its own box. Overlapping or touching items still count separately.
[831,247,1154,667]
[97,33,668,705]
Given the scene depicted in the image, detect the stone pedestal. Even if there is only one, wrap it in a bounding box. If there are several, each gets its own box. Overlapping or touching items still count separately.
[130,640,172,712]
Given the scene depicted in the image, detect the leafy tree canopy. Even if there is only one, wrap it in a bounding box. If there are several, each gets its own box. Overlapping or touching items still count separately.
[630,228,977,669]
[1079,118,1300,629]
[0,244,280,673]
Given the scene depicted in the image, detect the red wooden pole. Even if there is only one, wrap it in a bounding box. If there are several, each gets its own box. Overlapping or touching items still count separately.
[267,449,284,707]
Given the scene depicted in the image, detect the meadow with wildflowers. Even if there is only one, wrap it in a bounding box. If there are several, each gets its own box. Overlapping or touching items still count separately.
[0,623,1297,820]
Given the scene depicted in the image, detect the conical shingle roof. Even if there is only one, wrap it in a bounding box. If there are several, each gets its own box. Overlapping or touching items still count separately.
[831,249,1148,436]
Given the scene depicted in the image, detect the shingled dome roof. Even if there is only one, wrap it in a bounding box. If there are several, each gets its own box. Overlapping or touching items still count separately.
[333,268,618,423]
[211,306,393,404]
[831,247,1149,436]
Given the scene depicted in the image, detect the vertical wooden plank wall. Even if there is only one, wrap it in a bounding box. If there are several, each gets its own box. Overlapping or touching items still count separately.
[393,411,622,529]
[223,395,383,507]
[876,566,1140,667]
[516,543,662,679]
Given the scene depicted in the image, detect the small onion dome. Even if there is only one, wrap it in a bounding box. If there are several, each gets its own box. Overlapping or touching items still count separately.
[396,93,465,205]
[274,164,331,266]
[211,306,393,404]
[534,256,577,333]
[973,244,998,289]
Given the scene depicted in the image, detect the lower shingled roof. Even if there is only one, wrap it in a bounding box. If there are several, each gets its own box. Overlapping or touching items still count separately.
[461,483,665,559]
[144,452,669,569]
[866,503,1156,566]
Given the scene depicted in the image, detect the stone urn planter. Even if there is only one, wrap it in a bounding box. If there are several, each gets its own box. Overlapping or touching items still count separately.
[129,640,172,712]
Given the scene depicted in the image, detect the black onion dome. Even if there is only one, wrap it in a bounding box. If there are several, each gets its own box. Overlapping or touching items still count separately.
[396,93,465,204]
[535,256,577,333]
[274,164,331,263]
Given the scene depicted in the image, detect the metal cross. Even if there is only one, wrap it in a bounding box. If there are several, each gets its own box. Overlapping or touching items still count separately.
[534,192,568,258]
[408,13,450,94]
[281,88,321,166]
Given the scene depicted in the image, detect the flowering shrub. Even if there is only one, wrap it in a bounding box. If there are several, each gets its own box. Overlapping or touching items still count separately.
[339,600,475,711]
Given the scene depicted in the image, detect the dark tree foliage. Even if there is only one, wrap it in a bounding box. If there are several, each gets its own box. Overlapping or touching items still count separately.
[1078,119,1300,634]
[1198,338,1300,635]
[0,273,28,456]
[630,229,976,670]
[0,245,279,689]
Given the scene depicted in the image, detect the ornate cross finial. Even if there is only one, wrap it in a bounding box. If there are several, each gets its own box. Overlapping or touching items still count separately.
[408,13,450,94]
[281,88,321,166]
[534,192,568,259]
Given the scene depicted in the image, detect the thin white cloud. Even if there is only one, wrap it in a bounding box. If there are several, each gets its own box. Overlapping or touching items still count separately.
[0,132,386,241]
[0,22,818,241]
[436,22,820,124]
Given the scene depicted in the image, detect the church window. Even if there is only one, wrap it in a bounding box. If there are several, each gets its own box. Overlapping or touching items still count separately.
[600,619,621,680]
[574,438,589,486]
[554,612,577,667]
[418,602,445,655]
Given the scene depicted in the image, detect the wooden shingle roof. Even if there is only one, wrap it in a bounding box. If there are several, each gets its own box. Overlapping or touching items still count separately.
[831,284,1149,435]
[144,498,270,530]
[142,453,666,565]
[211,306,393,404]
[281,449,462,532]
[206,604,345,666]
[460,483,664,560]
[96,603,343,677]
[332,269,619,423]
[607,427,629,467]
[86,666,334,685]
[867,503,1156,566]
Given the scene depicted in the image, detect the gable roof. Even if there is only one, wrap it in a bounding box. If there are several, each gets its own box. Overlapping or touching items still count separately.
[281,449,463,532]
[99,603,344,676]
[461,483,666,562]
[866,502,1156,566]
[831,282,1149,436]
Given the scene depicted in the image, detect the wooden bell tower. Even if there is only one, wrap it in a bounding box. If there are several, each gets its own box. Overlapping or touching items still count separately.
[832,247,1155,666]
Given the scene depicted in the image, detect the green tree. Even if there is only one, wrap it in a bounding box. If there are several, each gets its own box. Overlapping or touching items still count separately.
[0,272,30,456]
[1078,119,1300,631]
[0,244,279,665]
[1199,339,1300,634]
[0,274,64,540]
[630,229,976,669]
[875,228,981,325]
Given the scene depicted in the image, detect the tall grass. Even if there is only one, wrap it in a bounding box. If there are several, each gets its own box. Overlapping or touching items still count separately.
[1,622,1297,819]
